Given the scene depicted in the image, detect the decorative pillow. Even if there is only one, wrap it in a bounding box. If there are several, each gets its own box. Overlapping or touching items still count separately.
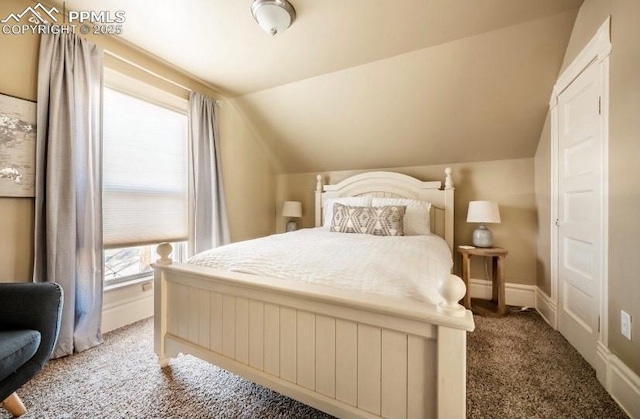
[372,198,431,235]
[323,196,372,228]
[330,204,406,236]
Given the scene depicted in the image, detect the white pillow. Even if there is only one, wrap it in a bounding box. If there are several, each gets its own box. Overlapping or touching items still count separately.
[323,196,372,228]
[372,197,431,235]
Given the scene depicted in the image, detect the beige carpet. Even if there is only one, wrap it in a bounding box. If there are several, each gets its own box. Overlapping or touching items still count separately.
[467,310,627,418]
[1,310,627,418]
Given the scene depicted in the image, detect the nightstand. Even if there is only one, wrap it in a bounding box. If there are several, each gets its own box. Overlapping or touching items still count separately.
[457,246,509,317]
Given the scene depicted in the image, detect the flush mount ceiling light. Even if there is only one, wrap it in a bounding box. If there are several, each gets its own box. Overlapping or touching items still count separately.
[251,0,296,36]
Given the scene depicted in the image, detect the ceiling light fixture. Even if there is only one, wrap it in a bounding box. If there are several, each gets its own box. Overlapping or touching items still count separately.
[251,0,296,36]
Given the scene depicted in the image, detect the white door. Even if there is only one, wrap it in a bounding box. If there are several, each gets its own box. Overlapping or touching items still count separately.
[556,62,604,368]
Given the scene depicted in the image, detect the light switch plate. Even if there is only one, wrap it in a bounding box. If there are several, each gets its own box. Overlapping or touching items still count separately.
[621,310,632,340]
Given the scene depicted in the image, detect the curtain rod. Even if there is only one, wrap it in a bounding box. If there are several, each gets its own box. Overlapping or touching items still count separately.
[103,50,223,106]
[103,49,192,93]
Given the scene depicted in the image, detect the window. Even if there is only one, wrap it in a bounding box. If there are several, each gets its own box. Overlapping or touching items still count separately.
[103,70,189,284]
[104,242,185,283]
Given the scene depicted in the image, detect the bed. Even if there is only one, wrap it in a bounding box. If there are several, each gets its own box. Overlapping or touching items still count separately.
[153,169,474,419]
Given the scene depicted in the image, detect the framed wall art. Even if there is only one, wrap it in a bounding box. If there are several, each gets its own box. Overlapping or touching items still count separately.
[0,93,36,197]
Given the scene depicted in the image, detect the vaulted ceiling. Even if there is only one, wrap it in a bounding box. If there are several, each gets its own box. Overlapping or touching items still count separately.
[59,0,582,173]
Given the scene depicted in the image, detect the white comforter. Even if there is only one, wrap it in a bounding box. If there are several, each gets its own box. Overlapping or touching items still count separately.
[187,228,452,304]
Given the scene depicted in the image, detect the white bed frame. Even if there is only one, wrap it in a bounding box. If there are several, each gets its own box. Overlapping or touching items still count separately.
[154,168,474,419]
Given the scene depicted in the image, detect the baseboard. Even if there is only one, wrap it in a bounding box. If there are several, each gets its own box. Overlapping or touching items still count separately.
[102,294,153,333]
[534,288,557,329]
[607,354,640,418]
[469,278,536,307]
[102,283,154,333]
[595,341,613,391]
[533,287,638,418]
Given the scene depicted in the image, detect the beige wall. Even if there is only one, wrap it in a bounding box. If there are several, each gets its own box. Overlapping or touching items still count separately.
[0,0,38,282]
[0,199,34,281]
[0,0,276,282]
[276,158,537,286]
[220,101,276,242]
[535,0,640,375]
[534,114,552,296]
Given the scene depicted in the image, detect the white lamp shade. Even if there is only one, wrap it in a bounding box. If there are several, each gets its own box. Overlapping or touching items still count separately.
[251,0,296,35]
[466,201,501,224]
[282,201,302,218]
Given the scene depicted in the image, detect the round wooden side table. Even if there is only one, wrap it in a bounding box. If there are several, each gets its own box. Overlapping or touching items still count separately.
[457,246,509,317]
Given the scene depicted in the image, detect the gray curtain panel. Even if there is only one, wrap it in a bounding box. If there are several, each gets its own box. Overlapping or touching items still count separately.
[189,92,230,254]
[34,33,104,358]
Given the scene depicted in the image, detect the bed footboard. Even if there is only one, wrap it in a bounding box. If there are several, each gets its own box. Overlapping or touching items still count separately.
[154,244,473,419]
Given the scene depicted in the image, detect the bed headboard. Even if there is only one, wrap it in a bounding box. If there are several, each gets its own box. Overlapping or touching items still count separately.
[315,168,455,249]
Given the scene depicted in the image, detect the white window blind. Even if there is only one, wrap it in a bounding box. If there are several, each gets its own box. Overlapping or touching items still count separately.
[103,87,188,248]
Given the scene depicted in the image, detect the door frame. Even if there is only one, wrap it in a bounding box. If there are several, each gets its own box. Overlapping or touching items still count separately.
[549,17,610,382]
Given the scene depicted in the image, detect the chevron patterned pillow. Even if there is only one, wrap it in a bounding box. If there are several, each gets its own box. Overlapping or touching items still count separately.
[330,204,406,236]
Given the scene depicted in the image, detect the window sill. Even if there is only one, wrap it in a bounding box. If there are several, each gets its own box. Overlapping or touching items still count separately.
[104,275,152,293]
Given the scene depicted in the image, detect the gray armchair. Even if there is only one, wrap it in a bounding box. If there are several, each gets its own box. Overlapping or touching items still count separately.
[0,282,63,417]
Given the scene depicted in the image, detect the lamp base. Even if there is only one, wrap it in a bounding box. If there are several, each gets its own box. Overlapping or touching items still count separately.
[472,223,494,248]
[286,219,298,232]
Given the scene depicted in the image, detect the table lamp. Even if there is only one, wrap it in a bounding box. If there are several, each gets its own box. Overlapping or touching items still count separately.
[282,201,302,232]
[466,201,501,248]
